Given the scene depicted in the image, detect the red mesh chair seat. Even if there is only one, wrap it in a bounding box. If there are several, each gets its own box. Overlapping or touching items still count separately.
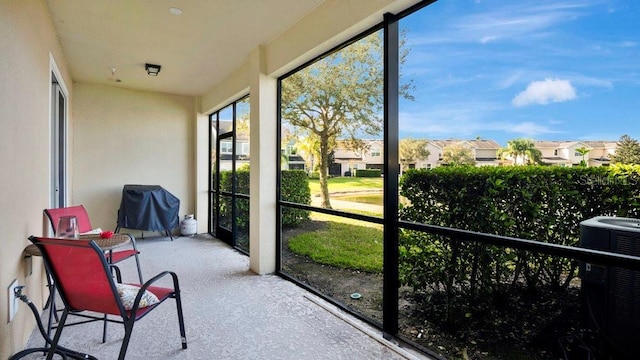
[29,236,187,360]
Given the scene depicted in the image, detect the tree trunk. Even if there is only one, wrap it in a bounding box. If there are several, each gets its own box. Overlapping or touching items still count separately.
[319,136,332,209]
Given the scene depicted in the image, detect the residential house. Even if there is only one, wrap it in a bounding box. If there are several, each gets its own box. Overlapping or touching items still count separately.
[331,138,502,173]
[331,139,384,176]
[533,141,616,167]
[534,141,588,166]
[583,141,617,166]
[424,139,502,168]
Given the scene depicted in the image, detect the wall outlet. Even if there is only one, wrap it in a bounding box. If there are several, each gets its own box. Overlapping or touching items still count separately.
[8,279,18,322]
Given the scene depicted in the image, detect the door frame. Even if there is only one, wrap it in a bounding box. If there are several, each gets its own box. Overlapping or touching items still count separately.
[216,131,236,245]
[50,54,69,210]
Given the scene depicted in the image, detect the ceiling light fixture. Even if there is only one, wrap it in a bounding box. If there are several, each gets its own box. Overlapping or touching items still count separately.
[145,63,161,76]
[169,7,182,15]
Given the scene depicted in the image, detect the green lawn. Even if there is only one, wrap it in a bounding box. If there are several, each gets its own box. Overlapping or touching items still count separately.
[332,193,383,206]
[289,177,384,273]
[288,219,383,273]
[308,177,383,195]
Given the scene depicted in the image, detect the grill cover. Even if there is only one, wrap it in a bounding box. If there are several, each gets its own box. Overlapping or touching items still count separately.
[116,185,180,232]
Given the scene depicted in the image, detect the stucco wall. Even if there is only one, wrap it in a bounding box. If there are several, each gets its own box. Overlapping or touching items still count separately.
[72,83,196,235]
[0,0,73,357]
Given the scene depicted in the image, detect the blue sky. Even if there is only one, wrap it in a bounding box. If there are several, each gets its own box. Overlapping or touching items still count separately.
[398,0,639,146]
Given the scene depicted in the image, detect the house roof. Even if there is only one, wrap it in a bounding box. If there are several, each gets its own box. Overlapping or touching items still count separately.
[582,141,618,149]
[333,149,363,160]
[429,139,501,150]
[541,156,573,163]
[533,140,599,149]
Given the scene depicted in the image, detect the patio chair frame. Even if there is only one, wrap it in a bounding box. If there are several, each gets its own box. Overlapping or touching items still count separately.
[29,236,187,360]
[44,205,144,283]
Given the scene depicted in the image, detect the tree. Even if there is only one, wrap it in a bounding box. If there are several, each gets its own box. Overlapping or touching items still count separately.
[612,134,640,165]
[399,138,430,173]
[499,138,541,165]
[281,31,413,208]
[441,142,476,166]
[575,146,590,166]
[294,135,321,173]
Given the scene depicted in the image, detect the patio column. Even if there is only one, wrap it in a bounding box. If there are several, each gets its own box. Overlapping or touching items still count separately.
[248,46,277,274]
[195,110,209,234]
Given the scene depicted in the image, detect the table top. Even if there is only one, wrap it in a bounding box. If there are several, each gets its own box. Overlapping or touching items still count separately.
[24,233,131,257]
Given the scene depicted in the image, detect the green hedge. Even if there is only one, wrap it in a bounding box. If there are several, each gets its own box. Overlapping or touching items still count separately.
[218,169,250,231]
[281,170,311,226]
[354,169,381,177]
[398,165,640,325]
[218,169,311,231]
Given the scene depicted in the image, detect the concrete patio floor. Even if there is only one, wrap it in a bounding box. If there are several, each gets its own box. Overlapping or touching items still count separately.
[18,234,429,359]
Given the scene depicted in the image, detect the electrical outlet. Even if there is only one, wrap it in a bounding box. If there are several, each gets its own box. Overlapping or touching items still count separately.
[8,279,18,322]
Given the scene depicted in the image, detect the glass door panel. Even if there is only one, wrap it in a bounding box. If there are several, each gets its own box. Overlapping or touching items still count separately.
[216,103,234,244]
[210,97,250,251]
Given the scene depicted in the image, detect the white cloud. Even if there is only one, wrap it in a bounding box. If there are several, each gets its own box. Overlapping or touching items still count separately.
[619,40,638,48]
[453,1,595,44]
[498,71,523,89]
[479,35,499,44]
[510,121,559,135]
[398,101,560,139]
[512,78,577,106]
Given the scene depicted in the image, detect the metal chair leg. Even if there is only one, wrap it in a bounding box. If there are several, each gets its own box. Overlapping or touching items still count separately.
[118,321,135,360]
[102,314,108,343]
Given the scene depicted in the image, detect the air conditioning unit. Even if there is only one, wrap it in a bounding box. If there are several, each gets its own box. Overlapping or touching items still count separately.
[580,216,640,358]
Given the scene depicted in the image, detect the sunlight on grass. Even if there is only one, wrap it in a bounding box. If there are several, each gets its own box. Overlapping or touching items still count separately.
[288,220,383,273]
[311,212,382,225]
[290,178,385,273]
[308,177,383,195]
[332,193,382,205]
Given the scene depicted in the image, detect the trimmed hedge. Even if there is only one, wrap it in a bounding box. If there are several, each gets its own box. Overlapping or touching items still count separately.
[218,169,250,231]
[281,170,311,226]
[354,169,382,177]
[398,165,640,325]
[218,169,311,230]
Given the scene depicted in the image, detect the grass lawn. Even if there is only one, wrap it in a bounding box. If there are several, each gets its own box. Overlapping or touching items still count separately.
[287,218,383,273]
[332,193,382,206]
[308,177,383,195]
[287,176,384,273]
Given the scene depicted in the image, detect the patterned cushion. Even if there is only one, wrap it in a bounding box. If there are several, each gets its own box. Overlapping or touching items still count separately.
[116,283,159,310]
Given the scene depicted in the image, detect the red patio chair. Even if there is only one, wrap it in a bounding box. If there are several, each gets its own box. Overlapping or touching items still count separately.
[45,205,143,283]
[29,236,187,360]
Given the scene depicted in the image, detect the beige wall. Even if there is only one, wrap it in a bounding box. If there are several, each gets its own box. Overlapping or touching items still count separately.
[0,0,73,357]
[72,83,196,235]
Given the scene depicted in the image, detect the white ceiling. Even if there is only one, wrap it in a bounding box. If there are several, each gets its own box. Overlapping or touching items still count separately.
[45,0,325,96]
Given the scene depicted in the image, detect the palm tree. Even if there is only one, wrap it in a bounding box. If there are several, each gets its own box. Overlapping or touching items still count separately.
[499,138,541,165]
[575,146,590,166]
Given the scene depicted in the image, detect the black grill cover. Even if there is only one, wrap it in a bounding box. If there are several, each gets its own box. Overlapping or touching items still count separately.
[116,185,180,232]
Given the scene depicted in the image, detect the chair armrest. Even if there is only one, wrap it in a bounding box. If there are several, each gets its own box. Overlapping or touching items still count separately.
[130,271,181,313]
[123,233,139,251]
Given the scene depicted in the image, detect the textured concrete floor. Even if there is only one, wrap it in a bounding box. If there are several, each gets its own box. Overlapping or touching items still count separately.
[19,234,428,360]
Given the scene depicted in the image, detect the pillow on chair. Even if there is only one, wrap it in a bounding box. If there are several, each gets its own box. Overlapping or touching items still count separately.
[116,283,159,310]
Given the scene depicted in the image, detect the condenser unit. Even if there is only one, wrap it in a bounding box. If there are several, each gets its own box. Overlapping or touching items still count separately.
[580,216,640,358]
